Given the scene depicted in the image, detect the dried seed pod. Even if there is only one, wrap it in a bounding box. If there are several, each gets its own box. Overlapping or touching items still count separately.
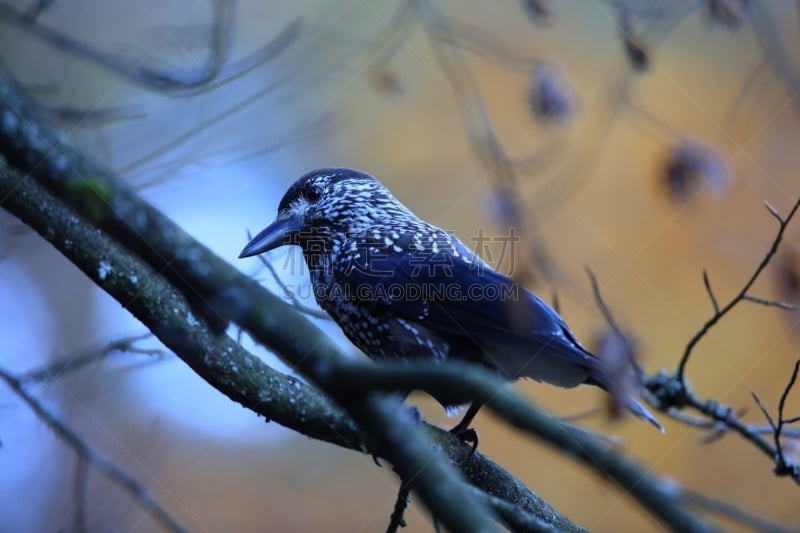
[775,244,800,306]
[618,4,650,71]
[528,62,574,123]
[593,328,641,422]
[707,0,750,30]
[368,67,404,96]
[660,139,729,205]
[521,0,553,25]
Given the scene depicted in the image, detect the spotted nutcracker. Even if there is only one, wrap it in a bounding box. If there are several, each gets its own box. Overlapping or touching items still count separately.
[240,167,662,438]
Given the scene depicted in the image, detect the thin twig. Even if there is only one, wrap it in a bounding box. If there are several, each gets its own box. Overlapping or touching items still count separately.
[659,406,800,444]
[676,197,800,382]
[686,393,789,476]
[19,333,164,383]
[73,455,89,533]
[752,392,777,432]
[584,266,625,339]
[774,360,800,476]
[418,0,563,286]
[21,0,54,23]
[386,483,411,533]
[642,198,800,485]
[0,1,299,94]
[42,104,145,127]
[646,368,796,482]
[584,266,644,382]
[0,367,187,533]
[682,489,797,533]
[742,294,798,310]
[702,270,720,313]
[550,290,560,314]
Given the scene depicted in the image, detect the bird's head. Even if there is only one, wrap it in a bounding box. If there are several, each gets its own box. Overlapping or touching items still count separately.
[239,167,409,258]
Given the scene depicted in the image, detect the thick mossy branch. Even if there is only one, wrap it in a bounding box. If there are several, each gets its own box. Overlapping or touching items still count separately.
[0,159,358,447]
[325,361,714,532]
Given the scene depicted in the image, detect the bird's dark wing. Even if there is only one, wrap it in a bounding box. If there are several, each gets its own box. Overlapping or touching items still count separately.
[335,231,598,383]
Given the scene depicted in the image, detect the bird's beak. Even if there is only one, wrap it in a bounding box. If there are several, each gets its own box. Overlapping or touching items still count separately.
[239,215,303,258]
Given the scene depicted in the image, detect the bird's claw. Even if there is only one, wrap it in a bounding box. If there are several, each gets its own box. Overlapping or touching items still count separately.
[450,426,479,458]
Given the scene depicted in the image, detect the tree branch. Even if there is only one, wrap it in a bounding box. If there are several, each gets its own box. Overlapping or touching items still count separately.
[676,198,800,383]
[639,196,800,487]
[0,366,187,533]
[0,158,363,448]
[0,1,303,94]
[19,332,164,383]
[755,359,800,479]
[322,361,714,532]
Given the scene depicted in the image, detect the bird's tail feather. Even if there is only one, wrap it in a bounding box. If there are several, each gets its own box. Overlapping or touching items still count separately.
[625,393,664,433]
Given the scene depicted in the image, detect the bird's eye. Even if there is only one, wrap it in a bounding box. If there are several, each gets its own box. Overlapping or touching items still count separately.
[305,185,322,203]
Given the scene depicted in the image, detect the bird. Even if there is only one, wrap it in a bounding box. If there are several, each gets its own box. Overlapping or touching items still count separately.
[239,167,663,441]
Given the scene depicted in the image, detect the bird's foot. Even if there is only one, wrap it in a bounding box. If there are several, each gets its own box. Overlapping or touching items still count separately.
[449,425,479,458]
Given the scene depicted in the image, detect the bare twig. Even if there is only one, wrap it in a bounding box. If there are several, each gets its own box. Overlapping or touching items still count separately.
[752,392,777,433]
[0,367,187,533]
[42,105,145,127]
[676,197,800,383]
[682,489,797,533]
[584,266,625,339]
[742,294,798,310]
[0,1,301,94]
[73,455,89,533]
[659,406,800,444]
[702,270,720,314]
[19,333,165,383]
[550,290,560,314]
[647,371,800,486]
[417,0,562,287]
[21,0,54,23]
[773,360,800,477]
[386,483,412,533]
[584,266,645,385]
[617,2,650,71]
[641,196,800,485]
